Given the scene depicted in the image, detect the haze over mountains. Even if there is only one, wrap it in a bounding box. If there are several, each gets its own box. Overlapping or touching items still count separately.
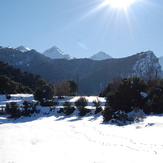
[0,45,162,95]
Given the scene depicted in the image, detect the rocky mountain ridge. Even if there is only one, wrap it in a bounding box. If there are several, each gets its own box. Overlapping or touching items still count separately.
[0,46,162,94]
[1,45,112,61]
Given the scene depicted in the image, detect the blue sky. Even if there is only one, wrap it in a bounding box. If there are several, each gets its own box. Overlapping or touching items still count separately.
[1,0,163,58]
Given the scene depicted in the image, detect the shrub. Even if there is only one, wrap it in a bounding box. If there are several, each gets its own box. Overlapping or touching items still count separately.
[112,110,128,122]
[93,99,102,114]
[75,97,88,110]
[74,97,90,116]
[22,100,39,116]
[78,107,90,116]
[101,105,115,122]
[5,102,20,118]
[6,94,11,100]
[107,77,147,113]
[62,101,75,115]
[57,108,64,113]
[0,106,5,115]
[40,100,58,107]
[34,84,55,101]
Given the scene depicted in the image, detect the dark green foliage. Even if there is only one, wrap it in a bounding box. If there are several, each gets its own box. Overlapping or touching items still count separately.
[107,77,147,113]
[67,80,78,96]
[74,97,90,116]
[101,106,115,122]
[0,75,32,94]
[22,100,39,116]
[40,100,58,107]
[143,79,163,114]
[6,94,11,100]
[75,97,88,110]
[93,99,102,114]
[57,108,64,113]
[34,79,56,101]
[78,107,90,116]
[5,102,20,118]
[112,110,128,122]
[0,106,5,115]
[101,77,163,122]
[5,101,39,118]
[62,101,75,115]
[0,61,41,91]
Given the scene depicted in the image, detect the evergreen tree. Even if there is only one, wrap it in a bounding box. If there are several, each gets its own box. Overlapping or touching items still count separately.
[34,79,56,101]
[67,80,78,96]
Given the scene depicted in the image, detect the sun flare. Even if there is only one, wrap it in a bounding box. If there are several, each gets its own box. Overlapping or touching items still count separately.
[103,0,137,9]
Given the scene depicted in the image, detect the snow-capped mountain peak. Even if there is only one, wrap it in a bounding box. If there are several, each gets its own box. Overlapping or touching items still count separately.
[90,51,112,60]
[43,46,74,60]
[16,45,31,52]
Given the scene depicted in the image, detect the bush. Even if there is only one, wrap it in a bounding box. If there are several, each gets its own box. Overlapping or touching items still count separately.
[6,94,11,99]
[5,102,20,118]
[40,100,58,107]
[106,77,147,113]
[79,108,90,116]
[62,101,75,115]
[75,97,88,110]
[112,110,128,122]
[93,99,102,114]
[101,105,115,122]
[22,100,39,116]
[34,84,55,101]
[74,97,90,116]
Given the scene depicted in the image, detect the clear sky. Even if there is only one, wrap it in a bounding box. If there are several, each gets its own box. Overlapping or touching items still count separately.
[1,0,163,58]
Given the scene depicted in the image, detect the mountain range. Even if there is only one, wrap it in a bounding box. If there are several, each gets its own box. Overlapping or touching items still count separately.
[0,45,162,95]
[1,45,112,61]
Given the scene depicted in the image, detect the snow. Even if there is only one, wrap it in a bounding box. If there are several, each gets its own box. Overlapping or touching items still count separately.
[0,94,163,163]
[90,51,112,60]
[43,46,74,60]
[16,45,31,52]
[132,51,162,78]
[140,92,148,98]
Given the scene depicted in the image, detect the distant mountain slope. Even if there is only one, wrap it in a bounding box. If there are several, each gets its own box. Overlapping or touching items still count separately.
[16,45,31,52]
[0,60,41,91]
[90,51,112,60]
[0,46,161,95]
[43,46,74,60]
[159,56,163,69]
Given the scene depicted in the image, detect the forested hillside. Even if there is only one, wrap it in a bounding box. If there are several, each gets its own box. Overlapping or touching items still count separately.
[0,61,41,92]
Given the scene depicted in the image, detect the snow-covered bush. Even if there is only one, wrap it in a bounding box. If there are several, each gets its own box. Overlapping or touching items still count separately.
[127,109,144,122]
[22,100,40,116]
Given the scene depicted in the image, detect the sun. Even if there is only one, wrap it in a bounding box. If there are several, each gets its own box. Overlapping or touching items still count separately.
[103,0,137,9]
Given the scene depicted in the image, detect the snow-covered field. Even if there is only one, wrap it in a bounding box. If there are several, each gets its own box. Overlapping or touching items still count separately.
[0,94,163,163]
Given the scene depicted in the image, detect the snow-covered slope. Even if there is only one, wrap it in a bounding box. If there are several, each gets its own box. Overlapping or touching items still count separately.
[90,51,112,60]
[0,94,163,163]
[43,46,74,60]
[16,45,31,52]
[132,51,163,78]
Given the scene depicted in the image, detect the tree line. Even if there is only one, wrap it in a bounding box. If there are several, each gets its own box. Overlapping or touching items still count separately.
[100,77,163,122]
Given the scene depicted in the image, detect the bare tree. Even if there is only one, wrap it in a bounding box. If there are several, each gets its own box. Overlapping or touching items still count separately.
[56,81,71,98]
